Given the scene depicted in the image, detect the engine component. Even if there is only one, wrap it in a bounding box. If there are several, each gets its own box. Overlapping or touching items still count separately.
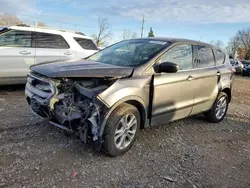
[74,82,108,99]
[50,79,108,142]
[88,111,99,141]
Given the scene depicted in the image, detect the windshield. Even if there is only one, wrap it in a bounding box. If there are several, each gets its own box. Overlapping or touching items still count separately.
[87,39,170,67]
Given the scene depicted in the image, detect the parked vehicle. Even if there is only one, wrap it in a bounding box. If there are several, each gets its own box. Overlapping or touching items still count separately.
[25,38,234,156]
[230,59,243,74]
[241,60,250,76]
[0,26,98,85]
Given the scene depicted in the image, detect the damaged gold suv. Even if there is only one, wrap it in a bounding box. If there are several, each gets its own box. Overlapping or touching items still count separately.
[25,38,234,156]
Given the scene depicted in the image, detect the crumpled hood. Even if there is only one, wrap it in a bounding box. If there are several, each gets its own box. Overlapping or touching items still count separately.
[30,59,134,78]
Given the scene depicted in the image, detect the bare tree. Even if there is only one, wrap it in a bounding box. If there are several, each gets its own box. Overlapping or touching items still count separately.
[0,13,22,26]
[226,36,240,59]
[236,28,250,59]
[210,40,224,49]
[92,18,111,47]
[122,29,138,40]
[37,22,46,27]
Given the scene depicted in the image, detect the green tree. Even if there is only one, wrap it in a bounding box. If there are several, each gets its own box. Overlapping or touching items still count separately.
[148,27,155,37]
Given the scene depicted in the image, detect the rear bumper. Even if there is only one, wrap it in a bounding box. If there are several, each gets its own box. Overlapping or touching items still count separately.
[235,67,242,73]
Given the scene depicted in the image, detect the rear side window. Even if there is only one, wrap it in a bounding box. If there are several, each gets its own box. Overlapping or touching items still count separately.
[74,37,97,50]
[196,46,215,68]
[0,29,32,47]
[214,49,225,65]
[33,32,69,49]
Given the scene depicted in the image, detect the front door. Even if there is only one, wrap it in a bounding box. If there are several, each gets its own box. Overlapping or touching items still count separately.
[151,44,195,126]
[0,29,35,81]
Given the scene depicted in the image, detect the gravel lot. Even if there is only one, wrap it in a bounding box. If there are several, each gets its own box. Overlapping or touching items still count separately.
[0,76,250,188]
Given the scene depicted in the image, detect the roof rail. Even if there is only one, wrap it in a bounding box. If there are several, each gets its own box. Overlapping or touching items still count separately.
[16,24,30,27]
[75,31,85,36]
[10,25,86,36]
[34,26,85,35]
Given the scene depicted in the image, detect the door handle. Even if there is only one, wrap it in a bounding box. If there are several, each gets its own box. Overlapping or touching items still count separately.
[19,51,31,55]
[186,75,194,81]
[64,52,72,55]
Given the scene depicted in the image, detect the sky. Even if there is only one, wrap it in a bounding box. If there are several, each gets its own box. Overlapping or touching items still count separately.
[1,0,250,46]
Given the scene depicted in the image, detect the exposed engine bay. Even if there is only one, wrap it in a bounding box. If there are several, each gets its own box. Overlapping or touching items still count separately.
[26,72,115,146]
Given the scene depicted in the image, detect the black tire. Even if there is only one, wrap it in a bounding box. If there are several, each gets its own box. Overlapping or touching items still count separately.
[103,103,140,156]
[205,92,229,123]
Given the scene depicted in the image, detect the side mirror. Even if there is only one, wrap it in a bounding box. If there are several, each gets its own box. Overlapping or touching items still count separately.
[157,62,179,73]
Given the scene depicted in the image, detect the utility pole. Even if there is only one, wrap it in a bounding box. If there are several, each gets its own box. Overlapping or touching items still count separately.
[123,29,126,40]
[141,14,145,38]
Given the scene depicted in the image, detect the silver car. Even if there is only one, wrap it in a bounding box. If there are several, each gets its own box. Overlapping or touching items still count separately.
[230,59,243,74]
[25,38,234,156]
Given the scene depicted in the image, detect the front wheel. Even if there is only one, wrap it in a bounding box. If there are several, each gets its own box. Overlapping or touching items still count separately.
[103,103,140,156]
[205,92,229,123]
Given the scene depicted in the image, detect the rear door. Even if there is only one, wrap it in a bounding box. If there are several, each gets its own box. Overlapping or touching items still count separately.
[214,49,232,90]
[190,45,218,115]
[0,29,35,81]
[33,32,74,64]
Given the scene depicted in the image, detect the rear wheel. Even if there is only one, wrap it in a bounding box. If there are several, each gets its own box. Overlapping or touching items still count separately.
[205,92,229,123]
[103,103,140,156]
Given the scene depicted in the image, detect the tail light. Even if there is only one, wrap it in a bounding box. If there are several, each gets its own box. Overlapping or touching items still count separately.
[231,67,236,73]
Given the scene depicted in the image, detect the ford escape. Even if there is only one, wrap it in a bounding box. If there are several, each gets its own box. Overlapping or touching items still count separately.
[25,38,234,156]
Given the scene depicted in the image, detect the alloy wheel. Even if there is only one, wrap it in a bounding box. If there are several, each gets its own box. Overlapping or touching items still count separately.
[215,96,227,119]
[114,114,137,150]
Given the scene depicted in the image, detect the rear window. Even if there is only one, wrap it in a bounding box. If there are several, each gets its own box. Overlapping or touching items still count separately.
[74,37,98,50]
[230,59,235,65]
[33,32,69,49]
[214,49,225,65]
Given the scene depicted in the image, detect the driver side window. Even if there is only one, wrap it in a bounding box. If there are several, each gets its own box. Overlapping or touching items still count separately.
[160,44,193,71]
